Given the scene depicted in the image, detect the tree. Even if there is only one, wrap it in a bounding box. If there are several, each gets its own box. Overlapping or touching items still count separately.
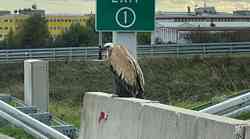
[58,15,154,47]
[14,10,18,14]
[15,14,50,48]
[6,28,15,48]
[32,4,37,10]
[137,32,151,45]
[60,23,89,47]
[59,15,99,47]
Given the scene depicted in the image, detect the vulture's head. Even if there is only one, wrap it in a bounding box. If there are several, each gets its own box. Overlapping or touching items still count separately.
[102,43,114,60]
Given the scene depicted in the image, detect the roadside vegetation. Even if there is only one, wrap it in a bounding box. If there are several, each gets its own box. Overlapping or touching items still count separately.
[1,54,250,138]
[0,56,250,111]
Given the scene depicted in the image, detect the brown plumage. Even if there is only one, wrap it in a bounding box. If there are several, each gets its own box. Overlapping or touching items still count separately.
[104,43,144,98]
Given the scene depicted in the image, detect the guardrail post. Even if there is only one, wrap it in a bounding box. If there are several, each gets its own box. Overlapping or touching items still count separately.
[29,49,32,59]
[5,50,9,63]
[24,59,49,112]
[203,44,206,57]
[230,44,233,55]
[85,48,87,60]
[69,48,73,61]
[53,48,56,61]
[176,45,179,57]
[150,46,154,57]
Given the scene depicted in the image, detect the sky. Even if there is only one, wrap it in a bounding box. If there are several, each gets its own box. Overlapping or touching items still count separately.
[1,0,250,14]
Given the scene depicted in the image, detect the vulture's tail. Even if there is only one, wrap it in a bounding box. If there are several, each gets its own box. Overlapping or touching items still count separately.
[136,89,144,99]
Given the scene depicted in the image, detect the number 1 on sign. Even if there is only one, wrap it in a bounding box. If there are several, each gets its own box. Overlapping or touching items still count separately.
[124,11,127,25]
[115,7,136,28]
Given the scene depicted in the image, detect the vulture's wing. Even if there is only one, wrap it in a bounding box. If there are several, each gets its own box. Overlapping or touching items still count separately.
[109,44,144,91]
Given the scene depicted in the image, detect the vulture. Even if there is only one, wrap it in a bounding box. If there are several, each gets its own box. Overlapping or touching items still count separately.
[103,43,144,98]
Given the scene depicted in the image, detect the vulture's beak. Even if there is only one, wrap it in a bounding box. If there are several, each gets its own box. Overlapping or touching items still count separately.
[101,47,109,59]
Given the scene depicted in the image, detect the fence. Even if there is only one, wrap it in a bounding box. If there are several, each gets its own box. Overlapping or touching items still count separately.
[1,42,250,62]
[138,42,250,57]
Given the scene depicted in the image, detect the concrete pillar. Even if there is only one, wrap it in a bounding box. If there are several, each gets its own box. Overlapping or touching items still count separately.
[24,59,49,112]
[113,32,137,58]
[151,31,155,45]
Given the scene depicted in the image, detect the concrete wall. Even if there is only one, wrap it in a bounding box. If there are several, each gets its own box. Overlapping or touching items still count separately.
[246,125,250,139]
[80,92,250,139]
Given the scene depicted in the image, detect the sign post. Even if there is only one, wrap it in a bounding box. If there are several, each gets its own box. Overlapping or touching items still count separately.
[112,32,137,57]
[96,0,155,57]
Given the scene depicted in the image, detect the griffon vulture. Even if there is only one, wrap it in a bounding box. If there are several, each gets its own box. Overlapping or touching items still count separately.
[103,43,144,98]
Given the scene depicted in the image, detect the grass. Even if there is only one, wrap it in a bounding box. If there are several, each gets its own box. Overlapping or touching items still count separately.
[49,101,81,128]
[235,112,250,120]
[0,126,33,139]
[1,56,250,138]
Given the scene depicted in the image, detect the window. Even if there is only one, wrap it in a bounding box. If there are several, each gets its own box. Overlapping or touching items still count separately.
[0,34,2,38]
[4,19,8,22]
[9,20,13,22]
[0,27,2,30]
[5,27,8,30]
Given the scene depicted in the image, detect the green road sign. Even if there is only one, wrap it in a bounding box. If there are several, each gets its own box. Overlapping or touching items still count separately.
[96,0,155,32]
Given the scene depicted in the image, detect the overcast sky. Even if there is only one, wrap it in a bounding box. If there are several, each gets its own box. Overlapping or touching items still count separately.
[0,0,250,14]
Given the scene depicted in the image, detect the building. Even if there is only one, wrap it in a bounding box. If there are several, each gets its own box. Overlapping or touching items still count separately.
[153,6,250,44]
[18,8,45,16]
[0,14,28,41]
[0,13,88,41]
[47,14,88,38]
[0,10,11,16]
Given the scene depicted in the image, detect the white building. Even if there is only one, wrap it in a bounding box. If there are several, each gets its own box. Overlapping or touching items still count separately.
[152,6,250,44]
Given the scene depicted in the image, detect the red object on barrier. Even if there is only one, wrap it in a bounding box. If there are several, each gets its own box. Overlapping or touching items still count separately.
[98,112,108,124]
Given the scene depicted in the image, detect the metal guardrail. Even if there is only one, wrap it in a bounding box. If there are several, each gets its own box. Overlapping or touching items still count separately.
[0,47,99,62]
[1,42,250,62]
[0,95,77,139]
[199,91,250,118]
[138,42,250,57]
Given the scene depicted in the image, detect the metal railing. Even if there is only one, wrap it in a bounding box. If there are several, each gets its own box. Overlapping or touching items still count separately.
[199,92,250,117]
[138,42,250,57]
[0,95,77,139]
[1,42,250,62]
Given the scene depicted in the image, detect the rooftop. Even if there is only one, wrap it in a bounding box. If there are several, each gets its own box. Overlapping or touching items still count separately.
[157,6,250,18]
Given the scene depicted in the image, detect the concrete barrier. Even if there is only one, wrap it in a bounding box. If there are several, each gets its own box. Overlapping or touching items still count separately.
[80,92,250,139]
[246,126,250,139]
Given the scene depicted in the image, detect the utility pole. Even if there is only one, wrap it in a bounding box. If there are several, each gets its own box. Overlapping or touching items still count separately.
[98,32,103,60]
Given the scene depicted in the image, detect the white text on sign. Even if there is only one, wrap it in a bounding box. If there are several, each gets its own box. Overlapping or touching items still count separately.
[112,0,138,4]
